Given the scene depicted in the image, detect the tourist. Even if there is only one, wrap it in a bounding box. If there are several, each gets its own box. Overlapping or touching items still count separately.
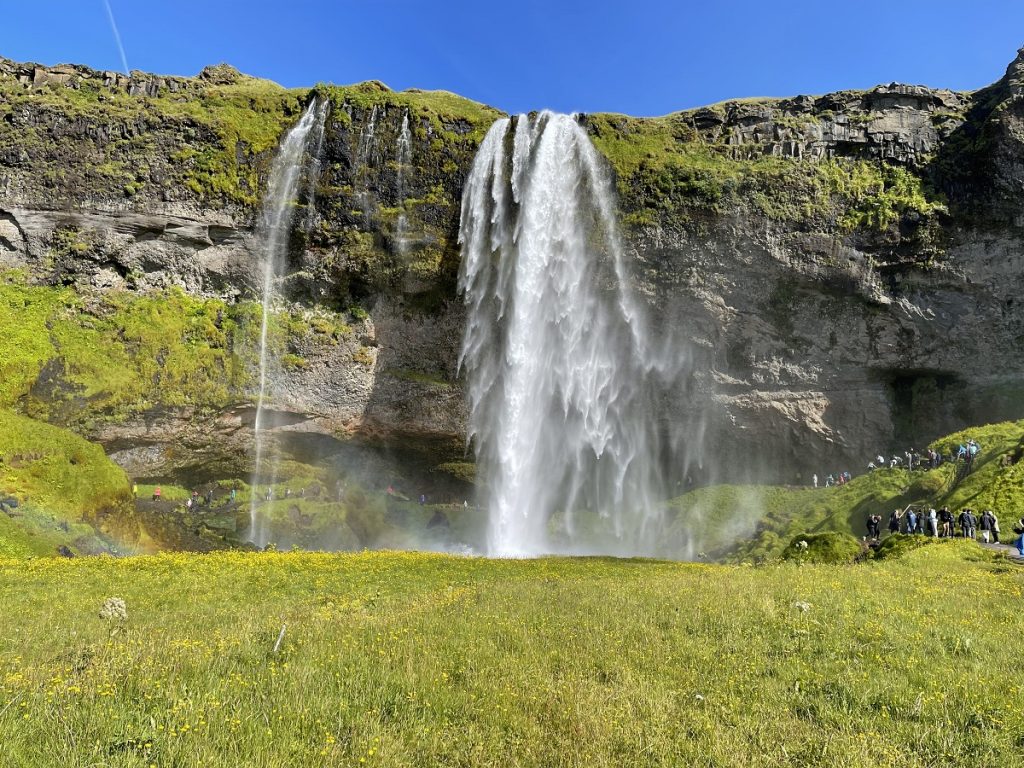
[153,486,161,502]
[812,474,818,489]
[905,508,917,535]
[230,488,236,502]
[205,489,214,505]
[958,509,977,539]
[991,511,1000,543]
[979,510,994,544]
[265,487,272,501]
[131,483,138,498]
[186,497,193,510]
[928,508,938,537]
[939,506,953,537]
[888,508,902,535]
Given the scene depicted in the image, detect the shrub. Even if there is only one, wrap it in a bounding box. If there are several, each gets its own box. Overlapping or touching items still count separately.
[782,532,862,564]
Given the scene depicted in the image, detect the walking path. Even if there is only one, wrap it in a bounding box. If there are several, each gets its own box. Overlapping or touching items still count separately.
[982,542,1024,564]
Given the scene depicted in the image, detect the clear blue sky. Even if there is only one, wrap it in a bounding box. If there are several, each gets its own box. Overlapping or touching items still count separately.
[2,1,1022,116]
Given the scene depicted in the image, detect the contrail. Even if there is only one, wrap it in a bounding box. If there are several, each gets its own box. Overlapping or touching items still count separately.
[102,0,130,75]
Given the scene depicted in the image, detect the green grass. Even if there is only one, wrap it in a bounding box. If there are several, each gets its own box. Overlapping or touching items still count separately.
[0,543,1021,766]
[0,408,134,555]
[0,276,256,422]
[0,501,116,559]
[0,409,130,520]
[672,419,1024,562]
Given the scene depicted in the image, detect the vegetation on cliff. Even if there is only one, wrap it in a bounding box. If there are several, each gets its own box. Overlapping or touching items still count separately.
[0,61,308,207]
[0,272,255,424]
[0,58,500,212]
[586,111,948,240]
[0,270,362,428]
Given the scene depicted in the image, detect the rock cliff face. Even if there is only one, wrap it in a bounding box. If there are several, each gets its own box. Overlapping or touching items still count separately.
[2,50,1024,486]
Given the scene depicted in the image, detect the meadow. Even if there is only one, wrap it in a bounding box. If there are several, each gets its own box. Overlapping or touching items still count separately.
[1,542,1022,767]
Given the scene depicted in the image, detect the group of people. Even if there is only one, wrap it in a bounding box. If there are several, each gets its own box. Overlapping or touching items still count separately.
[184,488,225,510]
[812,471,852,488]
[869,505,1009,543]
[812,437,986,490]
[866,440,979,472]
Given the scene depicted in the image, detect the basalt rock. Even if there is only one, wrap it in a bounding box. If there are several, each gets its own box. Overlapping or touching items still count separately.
[1,51,1024,485]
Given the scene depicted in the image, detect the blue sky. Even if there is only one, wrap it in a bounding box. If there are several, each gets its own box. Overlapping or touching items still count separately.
[2,1,1022,116]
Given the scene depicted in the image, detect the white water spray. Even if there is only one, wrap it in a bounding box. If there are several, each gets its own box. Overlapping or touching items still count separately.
[249,100,326,547]
[395,110,412,254]
[356,105,378,225]
[458,112,670,557]
[301,98,329,233]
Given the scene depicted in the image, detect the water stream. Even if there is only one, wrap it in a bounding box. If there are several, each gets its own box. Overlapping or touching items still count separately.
[395,109,412,254]
[458,112,670,557]
[249,100,327,547]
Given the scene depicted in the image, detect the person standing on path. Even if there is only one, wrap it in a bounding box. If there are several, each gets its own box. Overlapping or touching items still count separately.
[979,510,993,544]
[888,508,902,535]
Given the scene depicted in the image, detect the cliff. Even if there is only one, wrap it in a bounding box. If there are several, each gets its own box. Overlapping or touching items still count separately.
[2,50,1024,491]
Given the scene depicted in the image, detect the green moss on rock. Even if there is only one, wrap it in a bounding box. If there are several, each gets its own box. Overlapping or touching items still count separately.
[0,409,132,523]
[0,274,264,425]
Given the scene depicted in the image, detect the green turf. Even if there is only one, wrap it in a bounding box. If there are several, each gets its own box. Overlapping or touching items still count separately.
[0,543,1020,766]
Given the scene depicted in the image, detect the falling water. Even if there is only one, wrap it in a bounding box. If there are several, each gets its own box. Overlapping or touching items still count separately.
[458,112,668,557]
[301,98,329,233]
[394,110,412,254]
[356,105,378,225]
[249,100,327,547]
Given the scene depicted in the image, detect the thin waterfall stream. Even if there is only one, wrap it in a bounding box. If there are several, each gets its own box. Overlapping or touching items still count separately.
[249,100,327,547]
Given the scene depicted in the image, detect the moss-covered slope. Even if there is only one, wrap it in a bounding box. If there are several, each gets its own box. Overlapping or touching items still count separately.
[670,418,1024,562]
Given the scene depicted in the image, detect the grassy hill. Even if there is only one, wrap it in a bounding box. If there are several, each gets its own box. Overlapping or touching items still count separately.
[668,419,1024,562]
[0,409,134,556]
[0,543,1021,766]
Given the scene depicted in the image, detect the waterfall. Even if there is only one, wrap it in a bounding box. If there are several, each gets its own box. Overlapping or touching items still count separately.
[395,110,412,254]
[458,112,668,557]
[356,105,378,225]
[249,99,327,547]
[301,98,329,233]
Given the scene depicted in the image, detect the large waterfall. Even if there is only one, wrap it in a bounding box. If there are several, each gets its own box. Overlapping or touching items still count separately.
[458,112,669,557]
[249,100,327,547]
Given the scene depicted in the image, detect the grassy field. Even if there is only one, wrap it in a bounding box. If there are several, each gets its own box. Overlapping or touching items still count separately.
[1,543,1022,767]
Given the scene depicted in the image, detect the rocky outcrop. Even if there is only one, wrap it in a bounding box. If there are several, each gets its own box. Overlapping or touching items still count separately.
[2,50,1024,485]
[692,83,968,166]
